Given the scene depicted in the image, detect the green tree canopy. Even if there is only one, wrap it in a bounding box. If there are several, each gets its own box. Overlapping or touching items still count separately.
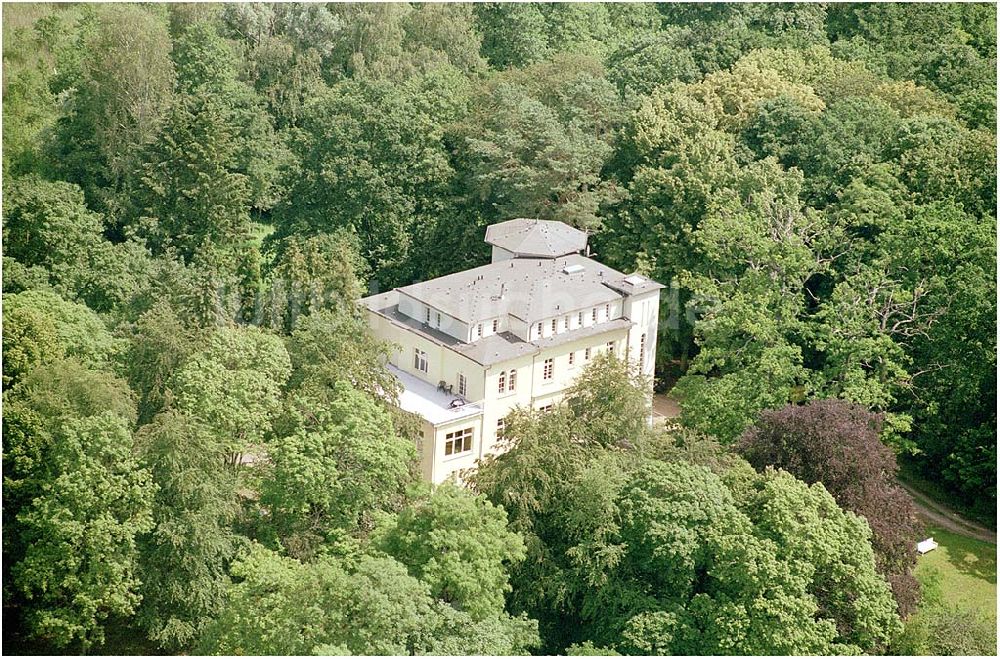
[261,383,416,555]
[198,544,539,655]
[169,326,291,465]
[10,412,155,650]
[135,410,243,650]
[379,483,525,619]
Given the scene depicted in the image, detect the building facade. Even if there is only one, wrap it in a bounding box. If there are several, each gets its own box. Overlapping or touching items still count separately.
[360,218,663,483]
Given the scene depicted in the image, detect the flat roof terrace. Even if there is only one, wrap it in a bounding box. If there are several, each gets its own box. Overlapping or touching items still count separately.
[388,364,482,426]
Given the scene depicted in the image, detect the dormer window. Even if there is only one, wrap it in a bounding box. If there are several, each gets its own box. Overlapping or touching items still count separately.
[591,308,597,323]
[492,319,499,333]
[436,312,442,327]
[536,322,543,338]
[577,311,583,326]
[476,323,483,338]
[425,307,431,324]
[605,304,611,319]
[551,318,557,334]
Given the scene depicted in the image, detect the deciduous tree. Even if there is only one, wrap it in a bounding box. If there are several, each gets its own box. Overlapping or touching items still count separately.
[736,400,923,615]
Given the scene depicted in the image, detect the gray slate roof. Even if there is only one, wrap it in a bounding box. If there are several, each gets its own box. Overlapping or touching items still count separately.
[360,289,633,367]
[484,218,588,258]
[396,254,629,325]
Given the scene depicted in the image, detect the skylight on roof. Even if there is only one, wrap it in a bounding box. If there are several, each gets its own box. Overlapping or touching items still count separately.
[563,264,585,274]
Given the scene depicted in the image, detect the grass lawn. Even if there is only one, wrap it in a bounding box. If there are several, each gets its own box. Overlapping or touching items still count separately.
[915,524,997,623]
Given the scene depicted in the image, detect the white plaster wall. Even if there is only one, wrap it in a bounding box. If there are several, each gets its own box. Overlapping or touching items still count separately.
[368,301,657,484]
[366,309,486,401]
[622,290,661,384]
[396,292,470,343]
[430,416,484,483]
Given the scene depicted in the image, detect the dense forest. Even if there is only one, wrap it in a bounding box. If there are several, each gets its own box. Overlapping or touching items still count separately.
[2,2,996,656]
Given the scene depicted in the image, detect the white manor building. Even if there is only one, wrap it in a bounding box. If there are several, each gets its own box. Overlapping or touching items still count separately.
[361,218,663,483]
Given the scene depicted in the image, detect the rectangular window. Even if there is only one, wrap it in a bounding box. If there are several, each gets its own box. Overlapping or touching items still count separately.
[543,358,554,380]
[508,368,516,392]
[414,348,428,372]
[607,341,615,354]
[444,427,473,456]
[605,304,611,319]
[563,316,569,331]
[476,323,483,338]
[492,319,499,333]
[458,373,467,397]
[585,347,591,361]
[577,311,584,326]
[496,417,506,441]
[568,351,575,366]
[436,312,442,327]
[551,318,557,334]
[536,322,543,338]
[498,371,506,394]
[425,307,431,324]
[639,333,647,368]
[591,308,597,323]
[538,404,554,413]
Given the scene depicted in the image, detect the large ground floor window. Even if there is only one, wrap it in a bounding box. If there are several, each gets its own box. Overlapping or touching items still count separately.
[444,427,473,456]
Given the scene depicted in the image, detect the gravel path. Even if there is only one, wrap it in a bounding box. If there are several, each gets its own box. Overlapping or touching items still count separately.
[899,480,996,545]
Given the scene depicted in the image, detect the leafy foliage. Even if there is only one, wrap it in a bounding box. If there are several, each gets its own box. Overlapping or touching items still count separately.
[199,543,538,655]
[169,326,291,465]
[10,413,155,650]
[736,400,923,615]
[135,410,243,650]
[261,383,416,555]
[379,484,526,619]
[1,3,994,653]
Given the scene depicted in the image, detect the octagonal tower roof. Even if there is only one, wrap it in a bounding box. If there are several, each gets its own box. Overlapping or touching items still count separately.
[484,218,588,259]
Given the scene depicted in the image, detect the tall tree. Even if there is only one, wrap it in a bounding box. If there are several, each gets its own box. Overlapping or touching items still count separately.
[736,400,923,615]
[10,413,155,650]
[198,544,539,655]
[451,54,623,232]
[270,72,461,285]
[50,3,175,216]
[379,484,526,619]
[135,410,242,650]
[261,383,416,556]
[169,326,291,467]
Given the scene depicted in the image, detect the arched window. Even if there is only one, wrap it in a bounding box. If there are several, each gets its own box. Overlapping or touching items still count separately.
[498,371,506,394]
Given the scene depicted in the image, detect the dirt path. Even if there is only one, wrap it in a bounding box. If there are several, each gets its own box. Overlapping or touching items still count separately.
[652,393,681,420]
[899,480,996,545]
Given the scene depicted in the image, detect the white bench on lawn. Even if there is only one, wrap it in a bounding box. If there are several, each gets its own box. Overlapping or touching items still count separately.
[917,537,939,555]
